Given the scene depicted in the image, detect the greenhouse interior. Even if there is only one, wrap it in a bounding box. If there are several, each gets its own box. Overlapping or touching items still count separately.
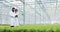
[0,0,60,25]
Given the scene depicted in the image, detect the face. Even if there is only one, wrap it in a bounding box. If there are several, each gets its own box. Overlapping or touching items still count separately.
[15,9,18,13]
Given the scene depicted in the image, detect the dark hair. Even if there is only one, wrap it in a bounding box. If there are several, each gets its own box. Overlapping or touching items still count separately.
[12,7,15,9]
[12,7,15,12]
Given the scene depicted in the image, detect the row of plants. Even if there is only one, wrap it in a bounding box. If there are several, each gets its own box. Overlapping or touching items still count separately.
[0,24,60,32]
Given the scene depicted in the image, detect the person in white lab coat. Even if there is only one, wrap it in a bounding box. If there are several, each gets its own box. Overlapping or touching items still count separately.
[9,7,19,27]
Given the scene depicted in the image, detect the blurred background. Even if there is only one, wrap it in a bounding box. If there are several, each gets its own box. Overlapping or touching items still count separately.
[0,0,60,25]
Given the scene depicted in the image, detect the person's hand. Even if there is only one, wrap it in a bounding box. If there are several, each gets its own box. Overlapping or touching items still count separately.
[15,15,18,17]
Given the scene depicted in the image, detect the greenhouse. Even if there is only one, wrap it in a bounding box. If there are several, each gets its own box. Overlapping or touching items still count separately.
[0,0,60,25]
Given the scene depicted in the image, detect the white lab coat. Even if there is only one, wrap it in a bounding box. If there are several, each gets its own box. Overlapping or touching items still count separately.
[9,11,19,26]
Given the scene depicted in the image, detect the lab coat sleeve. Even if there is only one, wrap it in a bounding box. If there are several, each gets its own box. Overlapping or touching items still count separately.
[9,11,15,18]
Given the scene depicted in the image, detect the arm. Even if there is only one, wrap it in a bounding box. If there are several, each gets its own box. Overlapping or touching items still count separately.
[9,11,15,18]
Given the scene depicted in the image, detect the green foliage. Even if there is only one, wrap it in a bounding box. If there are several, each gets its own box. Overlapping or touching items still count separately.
[0,24,60,32]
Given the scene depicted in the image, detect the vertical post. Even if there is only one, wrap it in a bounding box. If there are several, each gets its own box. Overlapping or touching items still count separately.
[35,0,36,24]
[55,0,58,16]
[55,0,58,23]
[23,0,25,25]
